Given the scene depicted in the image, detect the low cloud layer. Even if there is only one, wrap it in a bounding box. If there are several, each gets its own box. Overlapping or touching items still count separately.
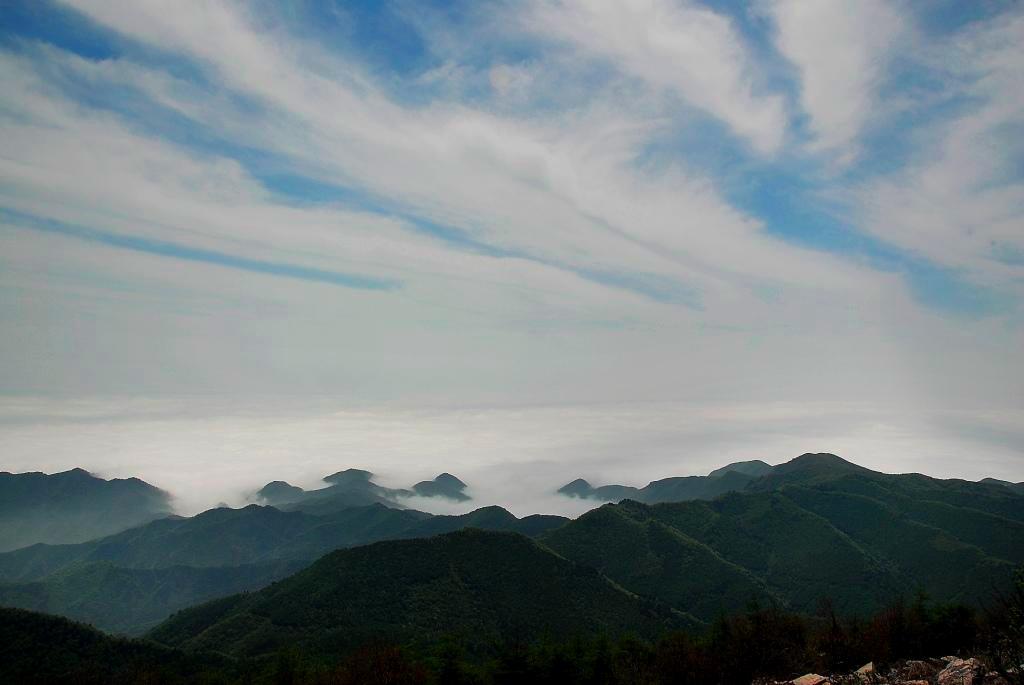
[1,397,1020,517]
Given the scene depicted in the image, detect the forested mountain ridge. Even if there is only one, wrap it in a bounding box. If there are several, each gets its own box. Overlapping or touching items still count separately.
[0,468,172,552]
[542,454,1024,620]
[0,452,1020,643]
[0,559,303,634]
[0,502,566,584]
[0,502,568,633]
[254,468,475,513]
[149,529,688,657]
[557,460,768,504]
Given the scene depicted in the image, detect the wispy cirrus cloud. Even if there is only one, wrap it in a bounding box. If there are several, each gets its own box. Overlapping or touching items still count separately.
[765,0,904,162]
[525,0,788,155]
[0,0,1021,485]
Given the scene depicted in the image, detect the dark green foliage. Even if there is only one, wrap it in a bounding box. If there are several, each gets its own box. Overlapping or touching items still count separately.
[542,504,771,621]
[0,607,228,684]
[0,468,172,552]
[149,529,685,657]
[983,568,1024,684]
[4,586,1019,685]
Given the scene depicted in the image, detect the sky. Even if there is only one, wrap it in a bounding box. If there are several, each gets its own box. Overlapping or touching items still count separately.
[0,0,1022,514]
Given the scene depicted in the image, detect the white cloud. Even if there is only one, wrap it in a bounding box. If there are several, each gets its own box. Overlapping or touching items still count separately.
[0,396,1021,516]
[526,0,788,154]
[0,0,1019,487]
[767,0,904,160]
[854,13,1024,293]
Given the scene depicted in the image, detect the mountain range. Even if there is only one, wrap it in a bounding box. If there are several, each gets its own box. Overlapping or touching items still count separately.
[255,468,473,514]
[557,459,774,503]
[0,501,565,633]
[150,529,684,657]
[544,453,1024,620]
[0,452,1021,647]
[0,468,172,552]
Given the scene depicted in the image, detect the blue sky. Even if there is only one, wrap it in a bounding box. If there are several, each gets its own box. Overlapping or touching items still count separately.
[0,1,1022,494]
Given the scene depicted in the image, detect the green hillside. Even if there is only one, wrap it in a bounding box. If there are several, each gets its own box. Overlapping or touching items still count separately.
[540,503,778,620]
[542,454,1023,619]
[150,529,685,657]
[0,560,302,635]
[0,503,568,633]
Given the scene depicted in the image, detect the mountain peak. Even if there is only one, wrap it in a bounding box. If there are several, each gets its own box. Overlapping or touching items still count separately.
[779,453,862,472]
[412,473,470,501]
[707,460,774,479]
[434,472,466,486]
[557,478,593,497]
[322,468,374,485]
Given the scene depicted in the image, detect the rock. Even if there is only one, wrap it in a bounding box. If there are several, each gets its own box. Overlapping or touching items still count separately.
[856,662,874,675]
[901,681,931,685]
[791,675,828,685]
[903,660,939,680]
[937,657,984,685]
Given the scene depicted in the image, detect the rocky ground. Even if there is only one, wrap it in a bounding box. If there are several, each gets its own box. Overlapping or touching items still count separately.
[758,656,1016,685]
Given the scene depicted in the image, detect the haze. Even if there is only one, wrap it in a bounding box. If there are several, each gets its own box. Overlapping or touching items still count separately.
[1,0,1022,511]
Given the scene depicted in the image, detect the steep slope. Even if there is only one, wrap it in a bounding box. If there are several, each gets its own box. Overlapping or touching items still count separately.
[150,530,684,657]
[0,468,172,552]
[0,559,302,635]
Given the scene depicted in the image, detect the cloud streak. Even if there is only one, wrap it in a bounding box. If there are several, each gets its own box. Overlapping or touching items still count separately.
[4,212,401,290]
[0,0,1020,483]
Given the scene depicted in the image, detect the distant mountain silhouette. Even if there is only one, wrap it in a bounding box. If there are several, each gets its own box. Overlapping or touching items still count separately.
[706,459,774,479]
[980,477,1024,495]
[557,459,774,504]
[255,468,411,513]
[0,469,172,552]
[255,468,475,512]
[150,529,686,657]
[411,472,470,501]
